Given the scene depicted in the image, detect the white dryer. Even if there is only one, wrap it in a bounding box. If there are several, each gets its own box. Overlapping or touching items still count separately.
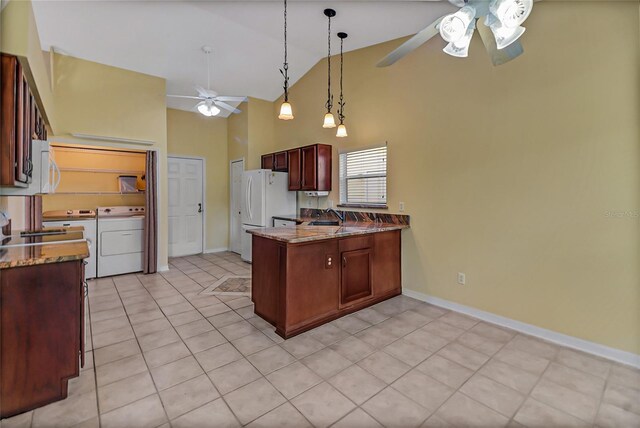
[97,206,145,277]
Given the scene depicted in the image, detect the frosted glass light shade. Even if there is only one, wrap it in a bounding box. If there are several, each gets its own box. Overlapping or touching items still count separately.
[443,25,474,58]
[336,124,348,137]
[197,101,220,117]
[323,112,336,128]
[278,102,294,120]
[440,6,476,43]
[490,0,533,28]
[491,23,525,49]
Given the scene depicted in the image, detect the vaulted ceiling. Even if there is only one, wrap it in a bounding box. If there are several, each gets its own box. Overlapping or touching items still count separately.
[32,1,455,116]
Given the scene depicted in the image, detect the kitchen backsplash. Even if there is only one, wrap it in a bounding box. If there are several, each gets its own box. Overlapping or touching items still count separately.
[300,208,410,225]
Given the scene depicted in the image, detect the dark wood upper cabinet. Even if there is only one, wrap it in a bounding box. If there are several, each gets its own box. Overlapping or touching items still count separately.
[286,143,331,191]
[300,145,317,190]
[261,153,274,170]
[273,151,288,172]
[1,53,44,187]
[287,148,301,190]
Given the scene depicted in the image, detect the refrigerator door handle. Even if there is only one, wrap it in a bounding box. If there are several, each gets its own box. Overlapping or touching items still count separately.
[246,176,253,221]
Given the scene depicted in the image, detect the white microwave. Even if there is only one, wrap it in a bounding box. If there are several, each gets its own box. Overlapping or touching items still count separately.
[0,140,60,196]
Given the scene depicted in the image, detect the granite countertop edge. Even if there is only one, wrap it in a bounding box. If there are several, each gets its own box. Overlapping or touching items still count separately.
[0,242,90,270]
[248,223,409,244]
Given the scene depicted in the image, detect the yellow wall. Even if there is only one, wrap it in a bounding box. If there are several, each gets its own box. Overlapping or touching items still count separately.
[0,0,56,130]
[271,2,640,354]
[227,102,249,163]
[247,98,276,170]
[51,53,169,269]
[166,108,229,251]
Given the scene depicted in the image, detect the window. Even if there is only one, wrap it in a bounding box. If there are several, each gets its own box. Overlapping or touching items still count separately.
[339,145,387,207]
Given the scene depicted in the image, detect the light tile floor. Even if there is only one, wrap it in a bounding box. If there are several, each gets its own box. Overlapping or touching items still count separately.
[2,252,639,428]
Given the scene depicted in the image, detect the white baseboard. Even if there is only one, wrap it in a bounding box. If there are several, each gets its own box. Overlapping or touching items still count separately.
[157,265,170,272]
[403,289,640,369]
[204,247,229,254]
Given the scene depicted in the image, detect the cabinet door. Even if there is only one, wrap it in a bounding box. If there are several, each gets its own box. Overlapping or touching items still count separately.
[0,54,18,185]
[287,148,301,190]
[14,69,27,184]
[340,248,372,307]
[300,145,317,190]
[261,154,274,170]
[273,151,288,172]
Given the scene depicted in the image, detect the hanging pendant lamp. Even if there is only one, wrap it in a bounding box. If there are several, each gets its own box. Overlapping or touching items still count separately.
[322,9,336,128]
[278,0,294,120]
[336,32,348,138]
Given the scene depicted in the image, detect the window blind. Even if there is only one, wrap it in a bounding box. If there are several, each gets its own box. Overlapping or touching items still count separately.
[339,146,387,205]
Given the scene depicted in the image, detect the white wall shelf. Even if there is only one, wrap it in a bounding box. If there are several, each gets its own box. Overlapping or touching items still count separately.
[57,167,144,175]
[50,191,145,195]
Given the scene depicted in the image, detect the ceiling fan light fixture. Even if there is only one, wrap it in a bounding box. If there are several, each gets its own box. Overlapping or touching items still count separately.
[336,124,348,138]
[491,23,526,49]
[443,23,475,58]
[490,0,533,28]
[440,6,476,43]
[323,112,336,128]
[197,101,220,117]
[278,102,294,120]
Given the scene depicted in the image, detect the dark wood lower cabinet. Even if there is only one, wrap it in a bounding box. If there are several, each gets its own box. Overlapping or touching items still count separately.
[0,260,85,418]
[252,230,401,338]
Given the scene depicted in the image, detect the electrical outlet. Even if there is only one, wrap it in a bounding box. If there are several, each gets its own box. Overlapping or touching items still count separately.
[399,202,405,212]
[457,272,466,285]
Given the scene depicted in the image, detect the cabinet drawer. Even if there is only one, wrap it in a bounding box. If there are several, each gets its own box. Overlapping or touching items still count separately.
[339,235,373,252]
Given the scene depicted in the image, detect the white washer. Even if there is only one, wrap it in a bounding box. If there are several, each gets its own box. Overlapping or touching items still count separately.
[97,206,145,277]
[43,210,97,279]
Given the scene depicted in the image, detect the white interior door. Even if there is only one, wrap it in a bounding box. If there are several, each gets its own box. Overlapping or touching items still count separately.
[168,156,204,257]
[230,159,244,253]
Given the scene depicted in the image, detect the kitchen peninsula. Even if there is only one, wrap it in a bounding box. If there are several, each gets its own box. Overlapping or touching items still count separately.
[249,213,409,338]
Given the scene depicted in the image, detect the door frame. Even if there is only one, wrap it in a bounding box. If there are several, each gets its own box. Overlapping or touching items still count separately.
[168,154,206,255]
[229,157,245,254]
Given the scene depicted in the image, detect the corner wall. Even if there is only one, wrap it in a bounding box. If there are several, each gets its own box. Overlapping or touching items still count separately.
[166,108,229,251]
[271,1,640,354]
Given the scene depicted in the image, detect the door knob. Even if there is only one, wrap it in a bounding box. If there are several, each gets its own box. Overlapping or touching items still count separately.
[198,203,202,213]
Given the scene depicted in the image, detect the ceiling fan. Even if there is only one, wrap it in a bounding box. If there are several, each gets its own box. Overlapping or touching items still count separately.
[377,0,537,68]
[168,46,247,116]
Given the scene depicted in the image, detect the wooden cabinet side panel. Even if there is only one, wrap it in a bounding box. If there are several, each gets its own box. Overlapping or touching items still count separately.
[287,148,301,190]
[1,261,82,418]
[316,144,332,191]
[284,240,339,328]
[251,236,282,324]
[300,145,317,190]
[261,154,274,170]
[372,230,402,297]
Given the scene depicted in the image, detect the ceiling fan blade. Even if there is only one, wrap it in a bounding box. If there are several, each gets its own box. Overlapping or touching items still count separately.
[376,16,446,67]
[476,19,524,66]
[215,101,242,114]
[215,96,248,103]
[166,95,203,100]
[195,86,216,98]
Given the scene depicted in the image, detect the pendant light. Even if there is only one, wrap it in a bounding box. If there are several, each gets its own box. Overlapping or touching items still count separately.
[336,32,348,138]
[322,9,336,128]
[278,0,294,120]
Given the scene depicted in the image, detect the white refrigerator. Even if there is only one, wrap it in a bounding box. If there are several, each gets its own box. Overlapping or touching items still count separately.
[241,169,296,262]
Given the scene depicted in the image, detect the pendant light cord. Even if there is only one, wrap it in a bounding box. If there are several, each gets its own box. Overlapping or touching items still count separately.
[338,37,344,124]
[325,14,333,113]
[281,0,290,102]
